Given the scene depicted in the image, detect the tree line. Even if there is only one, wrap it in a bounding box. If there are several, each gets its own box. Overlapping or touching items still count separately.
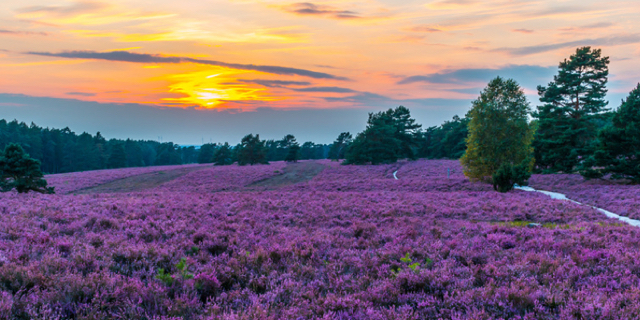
[0,119,331,174]
[3,46,639,194]
[333,46,638,190]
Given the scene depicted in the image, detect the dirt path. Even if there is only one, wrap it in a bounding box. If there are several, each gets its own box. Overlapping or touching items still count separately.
[244,161,326,191]
[73,166,208,194]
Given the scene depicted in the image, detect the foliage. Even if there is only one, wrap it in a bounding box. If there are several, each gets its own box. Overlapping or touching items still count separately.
[417,115,469,159]
[107,142,127,169]
[299,141,326,160]
[0,119,205,174]
[213,142,234,166]
[237,134,268,165]
[327,132,353,161]
[3,159,639,319]
[345,106,421,165]
[580,84,640,182]
[492,160,533,192]
[155,258,194,287]
[533,47,610,173]
[0,143,54,194]
[281,134,300,162]
[460,77,535,185]
[197,143,216,164]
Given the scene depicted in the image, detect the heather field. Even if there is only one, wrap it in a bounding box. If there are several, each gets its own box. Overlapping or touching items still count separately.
[2,160,640,319]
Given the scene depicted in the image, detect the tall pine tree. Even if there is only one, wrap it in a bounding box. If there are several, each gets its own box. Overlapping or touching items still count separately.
[213,143,234,166]
[345,106,421,165]
[585,84,640,181]
[237,134,268,165]
[534,47,609,173]
[281,134,300,163]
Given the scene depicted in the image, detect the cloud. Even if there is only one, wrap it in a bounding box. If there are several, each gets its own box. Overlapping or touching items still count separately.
[427,0,478,9]
[496,34,640,56]
[324,92,389,103]
[66,92,96,96]
[236,79,311,88]
[282,2,361,19]
[293,86,356,93]
[16,1,108,16]
[0,29,49,36]
[559,22,615,32]
[397,65,556,90]
[26,50,349,80]
[512,28,534,34]
[407,25,443,33]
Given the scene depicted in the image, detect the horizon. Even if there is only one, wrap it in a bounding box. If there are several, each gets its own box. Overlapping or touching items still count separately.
[2,0,639,144]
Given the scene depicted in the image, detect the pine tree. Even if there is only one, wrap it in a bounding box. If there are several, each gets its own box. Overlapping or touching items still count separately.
[281,134,300,162]
[237,134,268,165]
[328,132,353,161]
[198,143,216,164]
[460,77,534,189]
[534,47,610,173]
[585,84,640,181]
[213,143,234,166]
[344,106,421,165]
[0,143,54,194]
[107,142,127,169]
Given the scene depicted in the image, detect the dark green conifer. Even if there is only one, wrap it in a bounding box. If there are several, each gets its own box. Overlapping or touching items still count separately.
[534,47,610,172]
[0,143,54,194]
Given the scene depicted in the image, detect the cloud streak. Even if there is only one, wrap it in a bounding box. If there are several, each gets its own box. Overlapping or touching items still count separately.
[397,65,557,91]
[66,92,96,96]
[16,1,109,16]
[293,86,356,93]
[0,29,49,36]
[236,79,312,88]
[496,34,640,56]
[26,50,349,80]
[282,2,361,19]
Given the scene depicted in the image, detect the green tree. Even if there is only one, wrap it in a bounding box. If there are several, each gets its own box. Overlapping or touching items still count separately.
[345,106,421,165]
[460,77,534,190]
[328,132,353,161]
[0,143,54,194]
[198,143,216,164]
[237,134,267,165]
[281,134,300,162]
[534,47,610,173]
[107,142,127,169]
[417,115,468,159]
[583,84,640,181]
[213,142,234,165]
[155,143,182,165]
[124,139,144,167]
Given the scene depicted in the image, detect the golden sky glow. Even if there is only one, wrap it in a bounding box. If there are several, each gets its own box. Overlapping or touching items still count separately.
[2,0,640,111]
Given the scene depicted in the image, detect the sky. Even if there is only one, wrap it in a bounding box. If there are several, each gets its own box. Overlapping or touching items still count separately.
[1,0,640,144]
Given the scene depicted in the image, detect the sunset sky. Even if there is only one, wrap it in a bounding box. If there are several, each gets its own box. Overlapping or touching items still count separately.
[2,0,640,144]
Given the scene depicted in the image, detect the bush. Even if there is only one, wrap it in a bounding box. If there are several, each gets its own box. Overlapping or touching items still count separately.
[492,160,532,192]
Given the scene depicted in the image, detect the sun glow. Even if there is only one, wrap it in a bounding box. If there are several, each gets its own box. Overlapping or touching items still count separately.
[161,69,282,109]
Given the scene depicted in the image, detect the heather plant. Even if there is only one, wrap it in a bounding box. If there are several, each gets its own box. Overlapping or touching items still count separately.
[1,160,640,319]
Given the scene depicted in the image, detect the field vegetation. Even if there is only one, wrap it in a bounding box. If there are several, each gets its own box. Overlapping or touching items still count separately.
[1,160,640,319]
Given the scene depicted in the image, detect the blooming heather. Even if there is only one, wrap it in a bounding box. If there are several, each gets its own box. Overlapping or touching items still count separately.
[0,160,639,319]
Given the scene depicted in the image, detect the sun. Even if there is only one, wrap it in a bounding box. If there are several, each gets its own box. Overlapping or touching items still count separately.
[161,69,282,108]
